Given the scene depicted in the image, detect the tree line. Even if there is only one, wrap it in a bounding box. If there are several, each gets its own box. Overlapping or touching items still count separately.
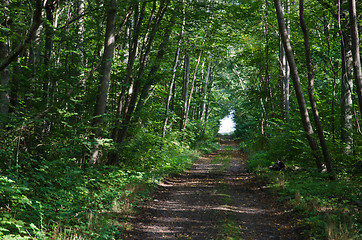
[0,0,361,238]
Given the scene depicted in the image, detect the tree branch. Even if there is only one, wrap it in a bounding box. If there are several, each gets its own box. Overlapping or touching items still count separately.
[0,0,43,71]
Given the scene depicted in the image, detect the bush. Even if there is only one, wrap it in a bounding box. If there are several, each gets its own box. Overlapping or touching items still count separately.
[247,151,272,172]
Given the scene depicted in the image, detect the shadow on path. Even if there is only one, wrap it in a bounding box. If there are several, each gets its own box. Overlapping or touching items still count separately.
[123,137,304,239]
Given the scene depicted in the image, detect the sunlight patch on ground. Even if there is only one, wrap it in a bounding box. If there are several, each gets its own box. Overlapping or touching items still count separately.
[218,112,236,135]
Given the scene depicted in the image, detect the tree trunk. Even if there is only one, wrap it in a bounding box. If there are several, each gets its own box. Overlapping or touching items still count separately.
[115,0,169,145]
[0,31,10,119]
[184,50,203,129]
[90,0,117,164]
[0,0,10,120]
[200,62,211,121]
[325,19,339,142]
[279,0,290,119]
[111,2,145,142]
[274,0,323,171]
[163,46,181,138]
[339,0,353,154]
[299,0,335,178]
[180,50,190,131]
[134,11,174,117]
[264,6,274,114]
[43,0,55,102]
[349,0,362,117]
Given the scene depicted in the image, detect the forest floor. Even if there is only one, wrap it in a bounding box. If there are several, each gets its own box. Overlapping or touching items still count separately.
[122,136,306,239]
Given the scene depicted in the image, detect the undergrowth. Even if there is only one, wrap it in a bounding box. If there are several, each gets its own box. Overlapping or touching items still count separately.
[0,129,218,239]
[245,144,361,239]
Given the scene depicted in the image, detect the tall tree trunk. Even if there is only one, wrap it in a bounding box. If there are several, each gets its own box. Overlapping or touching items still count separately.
[279,0,290,119]
[200,61,211,121]
[134,11,175,117]
[339,0,353,154]
[299,0,335,178]
[0,0,10,120]
[90,0,117,164]
[180,50,190,131]
[349,0,362,117]
[77,0,85,79]
[325,19,339,142]
[163,28,182,137]
[43,0,55,102]
[115,0,169,145]
[274,0,323,171]
[0,30,10,120]
[111,2,145,142]
[183,50,203,129]
[264,11,274,114]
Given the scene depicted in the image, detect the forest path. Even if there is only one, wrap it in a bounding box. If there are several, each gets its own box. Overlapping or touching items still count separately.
[123,136,303,239]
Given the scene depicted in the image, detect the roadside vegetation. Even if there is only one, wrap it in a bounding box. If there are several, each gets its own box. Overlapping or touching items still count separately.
[1,0,362,239]
[240,129,361,239]
[1,131,219,239]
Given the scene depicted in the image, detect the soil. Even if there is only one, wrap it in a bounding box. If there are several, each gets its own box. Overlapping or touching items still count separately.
[122,136,306,239]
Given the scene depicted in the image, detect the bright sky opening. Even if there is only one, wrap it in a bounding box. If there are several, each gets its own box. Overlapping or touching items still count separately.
[218,112,236,134]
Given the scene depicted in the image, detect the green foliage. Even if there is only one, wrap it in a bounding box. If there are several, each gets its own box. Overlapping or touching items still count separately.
[0,139,200,239]
[246,151,271,172]
[243,119,361,239]
[268,170,361,239]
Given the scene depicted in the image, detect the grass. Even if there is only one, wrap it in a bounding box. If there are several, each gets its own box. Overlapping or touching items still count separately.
[211,151,232,173]
[215,178,244,240]
[217,217,244,240]
[246,152,361,239]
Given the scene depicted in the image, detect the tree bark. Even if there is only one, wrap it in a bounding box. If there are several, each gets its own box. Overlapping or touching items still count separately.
[339,0,353,154]
[348,0,362,117]
[279,0,290,120]
[111,2,144,142]
[184,50,203,129]
[200,62,211,121]
[90,0,117,164]
[274,0,323,171]
[0,31,10,119]
[92,0,117,128]
[180,50,190,131]
[0,0,10,119]
[299,0,335,178]
[115,0,169,145]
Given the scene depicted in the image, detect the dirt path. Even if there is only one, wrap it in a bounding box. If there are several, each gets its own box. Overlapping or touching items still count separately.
[123,137,304,239]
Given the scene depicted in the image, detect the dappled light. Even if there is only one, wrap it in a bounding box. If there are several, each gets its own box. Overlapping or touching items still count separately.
[1,0,360,239]
[123,138,300,239]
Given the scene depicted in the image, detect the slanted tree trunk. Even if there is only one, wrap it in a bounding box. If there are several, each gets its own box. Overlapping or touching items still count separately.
[111,2,145,142]
[299,0,335,178]
[183,50,203,129]
[134,12,175,117]
[116,0,169,145]
[349,0,362,117]
[90,0,117,164]
[274,0,323,171]
[0,0,43,71]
